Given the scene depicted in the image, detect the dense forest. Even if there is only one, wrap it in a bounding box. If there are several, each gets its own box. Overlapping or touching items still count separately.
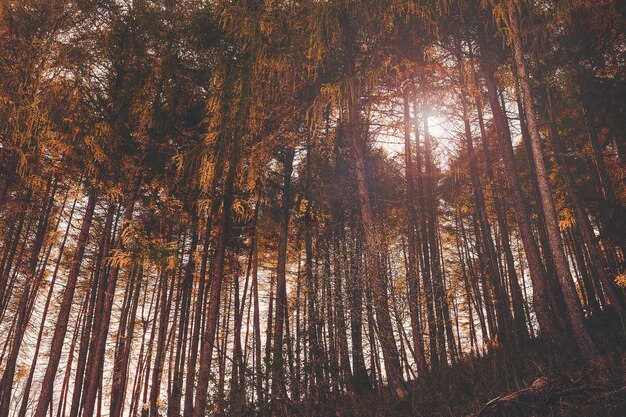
[0,0,625,416]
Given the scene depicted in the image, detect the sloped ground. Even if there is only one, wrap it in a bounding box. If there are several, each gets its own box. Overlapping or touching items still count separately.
[329,313,625,417]
[475,375,626,416]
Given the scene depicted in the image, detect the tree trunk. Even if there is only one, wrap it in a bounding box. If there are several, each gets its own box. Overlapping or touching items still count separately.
[34,189,97,417]
[169,216,199,417]
[0,180,55,417]
[423,112,449,367]
[82,172,143,417]
[505,0,597,358]
[270,146,295,415]
[478,46,560,341]
[545,89,625,322]
[192,121,241,417]
[456,43,514,345]
[403,90,429,376]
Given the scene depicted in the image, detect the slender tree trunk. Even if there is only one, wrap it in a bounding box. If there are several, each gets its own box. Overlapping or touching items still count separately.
[150,263,175,416]
[69,202,115,417]
[251,202,264,405]
[348,99,407,399]
[82,172,143,417]
[456,218,477,354]
[333,235,353,390]
[505,0,597,357]
[271,147,295,415]
[322,245,339,394]
[478,46,560,341]
[230,213,255,408]
[0,180,56,416]
[514,83,568,327]
[18,189,73,417]
[413,99,439,368]
[460,217,489,350]
[110,266,142,417]
[403,90,428,376]
[567,229,600,315]
[182,156,224,417]
[56,291,86,417]
[169,216,199,417]
[337,6,406,397]
[347,229,370,393]
[423,111,449,367]
[34,190,97,417]
[456,44,515,345]
[545,89,625,322]
[438,230,459,362]
[476,97,529,342]
[192,119,242,417]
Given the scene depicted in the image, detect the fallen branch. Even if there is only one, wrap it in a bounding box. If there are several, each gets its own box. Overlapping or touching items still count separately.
[475,376,625,417]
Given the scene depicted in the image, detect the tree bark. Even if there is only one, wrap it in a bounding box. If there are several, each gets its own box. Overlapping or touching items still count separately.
[34,189,97,417]
[192,120,242,417]
[505,0,597,357]
[478,45,560,341]
[271,147,295,415]
[545,89,625,322]
[403,90,429,376]
[82,172,143,417]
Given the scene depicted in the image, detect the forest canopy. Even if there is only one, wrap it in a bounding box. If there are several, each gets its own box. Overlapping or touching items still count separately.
[0,0,624,416]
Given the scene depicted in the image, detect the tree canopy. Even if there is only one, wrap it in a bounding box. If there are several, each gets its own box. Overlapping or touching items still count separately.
[0,0,624,416]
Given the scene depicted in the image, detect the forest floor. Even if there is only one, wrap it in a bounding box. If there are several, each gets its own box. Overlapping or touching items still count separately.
[323,313,626,417]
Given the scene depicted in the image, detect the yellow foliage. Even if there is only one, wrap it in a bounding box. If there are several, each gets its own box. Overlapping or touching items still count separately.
[558,207,576,230]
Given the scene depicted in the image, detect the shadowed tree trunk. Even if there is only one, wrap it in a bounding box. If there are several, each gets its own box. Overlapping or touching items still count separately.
[192,98,243,417]
[478,44,561,341]
[81,172,143,417]
[423,110,450,367]
[455,41,515,345]
[413,98,439,368]
[504,0,597,358]
[0,180,56,417]
[271,146,295,415]
[339,7,406,399]
[403,89,429,376]
[34,189,97,417]
[545,88,625,322]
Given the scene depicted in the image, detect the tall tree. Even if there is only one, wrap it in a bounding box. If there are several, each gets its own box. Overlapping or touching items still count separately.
[503,0,597,358]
